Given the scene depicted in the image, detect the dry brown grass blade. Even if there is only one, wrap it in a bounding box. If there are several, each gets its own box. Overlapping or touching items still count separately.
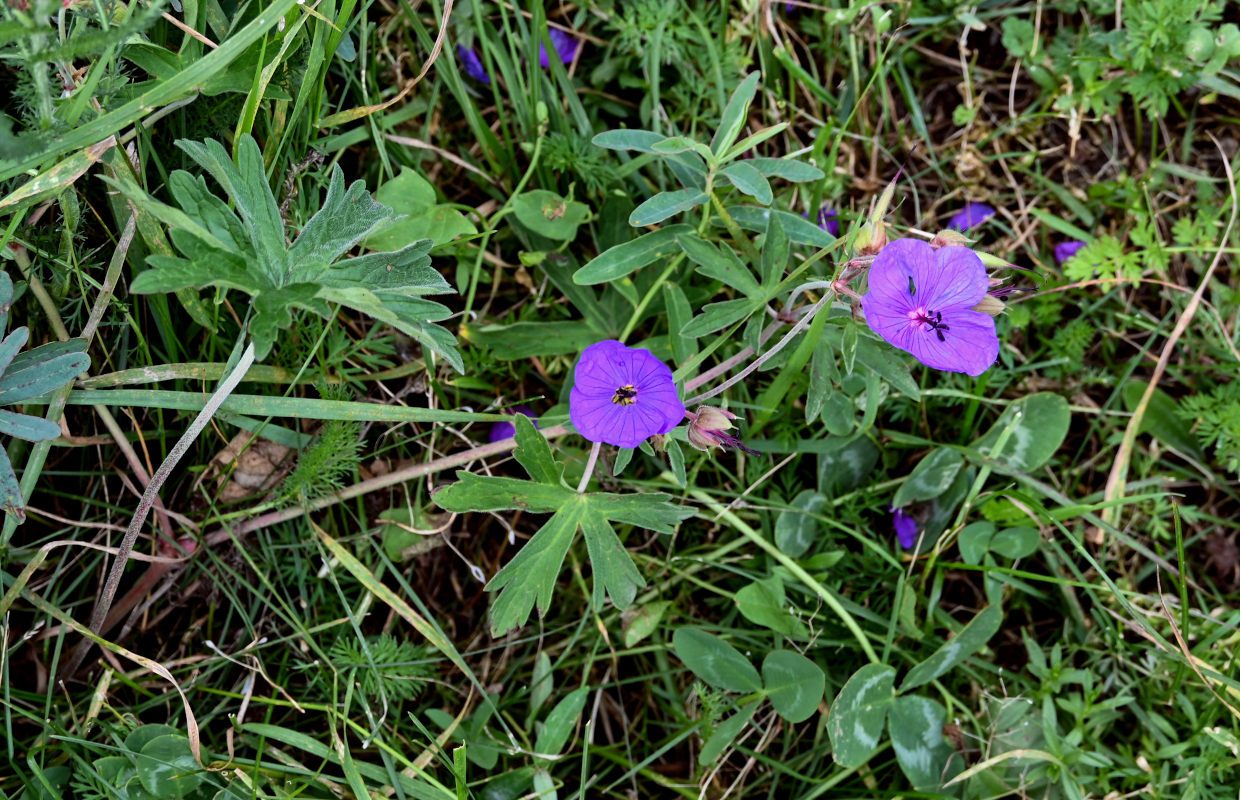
[1101,134,1238,528]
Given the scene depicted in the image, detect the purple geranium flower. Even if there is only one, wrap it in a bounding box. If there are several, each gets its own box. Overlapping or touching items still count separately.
[862,238,1000,376]
[803,206,840,237]
[892,506,919,549]
[1054,240,1086,265]
[948,202,996,231]
[570,340,686,448]
[458,45,490,83]
[539,29,580,67]
[489,406,537,443]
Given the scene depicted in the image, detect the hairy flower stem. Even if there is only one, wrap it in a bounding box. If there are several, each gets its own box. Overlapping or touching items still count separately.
[577,441,601,492]
[684,293,830,407]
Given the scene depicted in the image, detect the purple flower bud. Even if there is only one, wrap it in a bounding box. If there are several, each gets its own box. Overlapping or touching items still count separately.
[457,45,490,84]
[539,28,580,68]
[948,202,996,232]
[569,340,685,449]
[489,406,537,443]
[1054,240,1086,265]
[892,506,919,549]
[686,406,758,455]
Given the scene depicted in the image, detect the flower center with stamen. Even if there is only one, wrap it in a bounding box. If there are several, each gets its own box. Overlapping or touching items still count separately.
[612,384,638,406]
[907,306,950,341]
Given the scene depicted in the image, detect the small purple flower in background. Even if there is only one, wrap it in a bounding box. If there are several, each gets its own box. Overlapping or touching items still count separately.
[948,202,996,231]
[803,206,840,237]
[686,406,758,455]
[1054,240,1086,266]
[862,238,1000,376]
[892,506,919,549]
[458,45,490,83]
[539,29,580,68]
[489,406,537,443]
[570,340,686,449]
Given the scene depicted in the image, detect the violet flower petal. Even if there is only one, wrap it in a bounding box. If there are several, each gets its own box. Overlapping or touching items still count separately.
[862,238,999,376]
[1054,240,1086,265]
[539,28,580,68]
[948,202,996,231]
[892,507,918,549]
[570,340,686,449]
[458,45,490,83]
[489,406,536,443]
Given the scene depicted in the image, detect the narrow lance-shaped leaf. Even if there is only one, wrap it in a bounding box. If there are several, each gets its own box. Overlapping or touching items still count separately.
[629,189,709,227]
[711,72,761,156]
[573,225,690,285]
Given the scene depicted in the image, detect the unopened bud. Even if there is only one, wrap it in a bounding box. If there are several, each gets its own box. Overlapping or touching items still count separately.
[971,295,1005,316]
[930,229,971,248]
[686,406,758,455]
[853,220,888,256]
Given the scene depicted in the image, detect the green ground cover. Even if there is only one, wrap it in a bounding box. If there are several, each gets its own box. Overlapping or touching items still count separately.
[3,0,1240,797]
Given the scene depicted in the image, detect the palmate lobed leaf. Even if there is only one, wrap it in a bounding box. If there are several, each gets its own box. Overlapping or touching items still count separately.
[120,134,460,367]
[432,417,692,634]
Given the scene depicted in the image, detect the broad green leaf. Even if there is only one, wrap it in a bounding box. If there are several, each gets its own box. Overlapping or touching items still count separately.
[762,650,826,723]
[957,521,996,565]
[721,123,790,162]
[135,735,203,799]
[623,600,671,648]
[651,136,713,162]
[486,501,587,635]
[774,489,827,558]
[855,337,920,400]
[807,336,836,424]
[727,206,835,246]
[0,340,89,405]
[672,627,762,693]
[900,605,1002,691]
[679,298,757,338]
[720,162,773,205]
[0,409,63,442]
[664,283,696,365]
[0,445,23,517]
[667,438,687,488]
[581,513,645,611]
[735,576,807,637]
[665,151,708,191]
[573,225,690,285]
[676,233,762,299]
[745,157,825,182]
[892,448,965,508]
[1122,380,1202,457]
[710,72,761,156]
[699,702,758,765]
[989,526,1040,560]
[462,320,602,359]
[592,129,664,152]
[629,189,709,227]
[513,414,564,487]
[761,213,790,287]
[535,687,589,756]
[512,189,590,241]
[432,472,573,513]
[817,437,879,497]
[365,169,475,249]
[972,393,1070,473]
[586,492,695,533]
[889,696,960,791]
[826,664,896,768]
[530,652,553,717]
